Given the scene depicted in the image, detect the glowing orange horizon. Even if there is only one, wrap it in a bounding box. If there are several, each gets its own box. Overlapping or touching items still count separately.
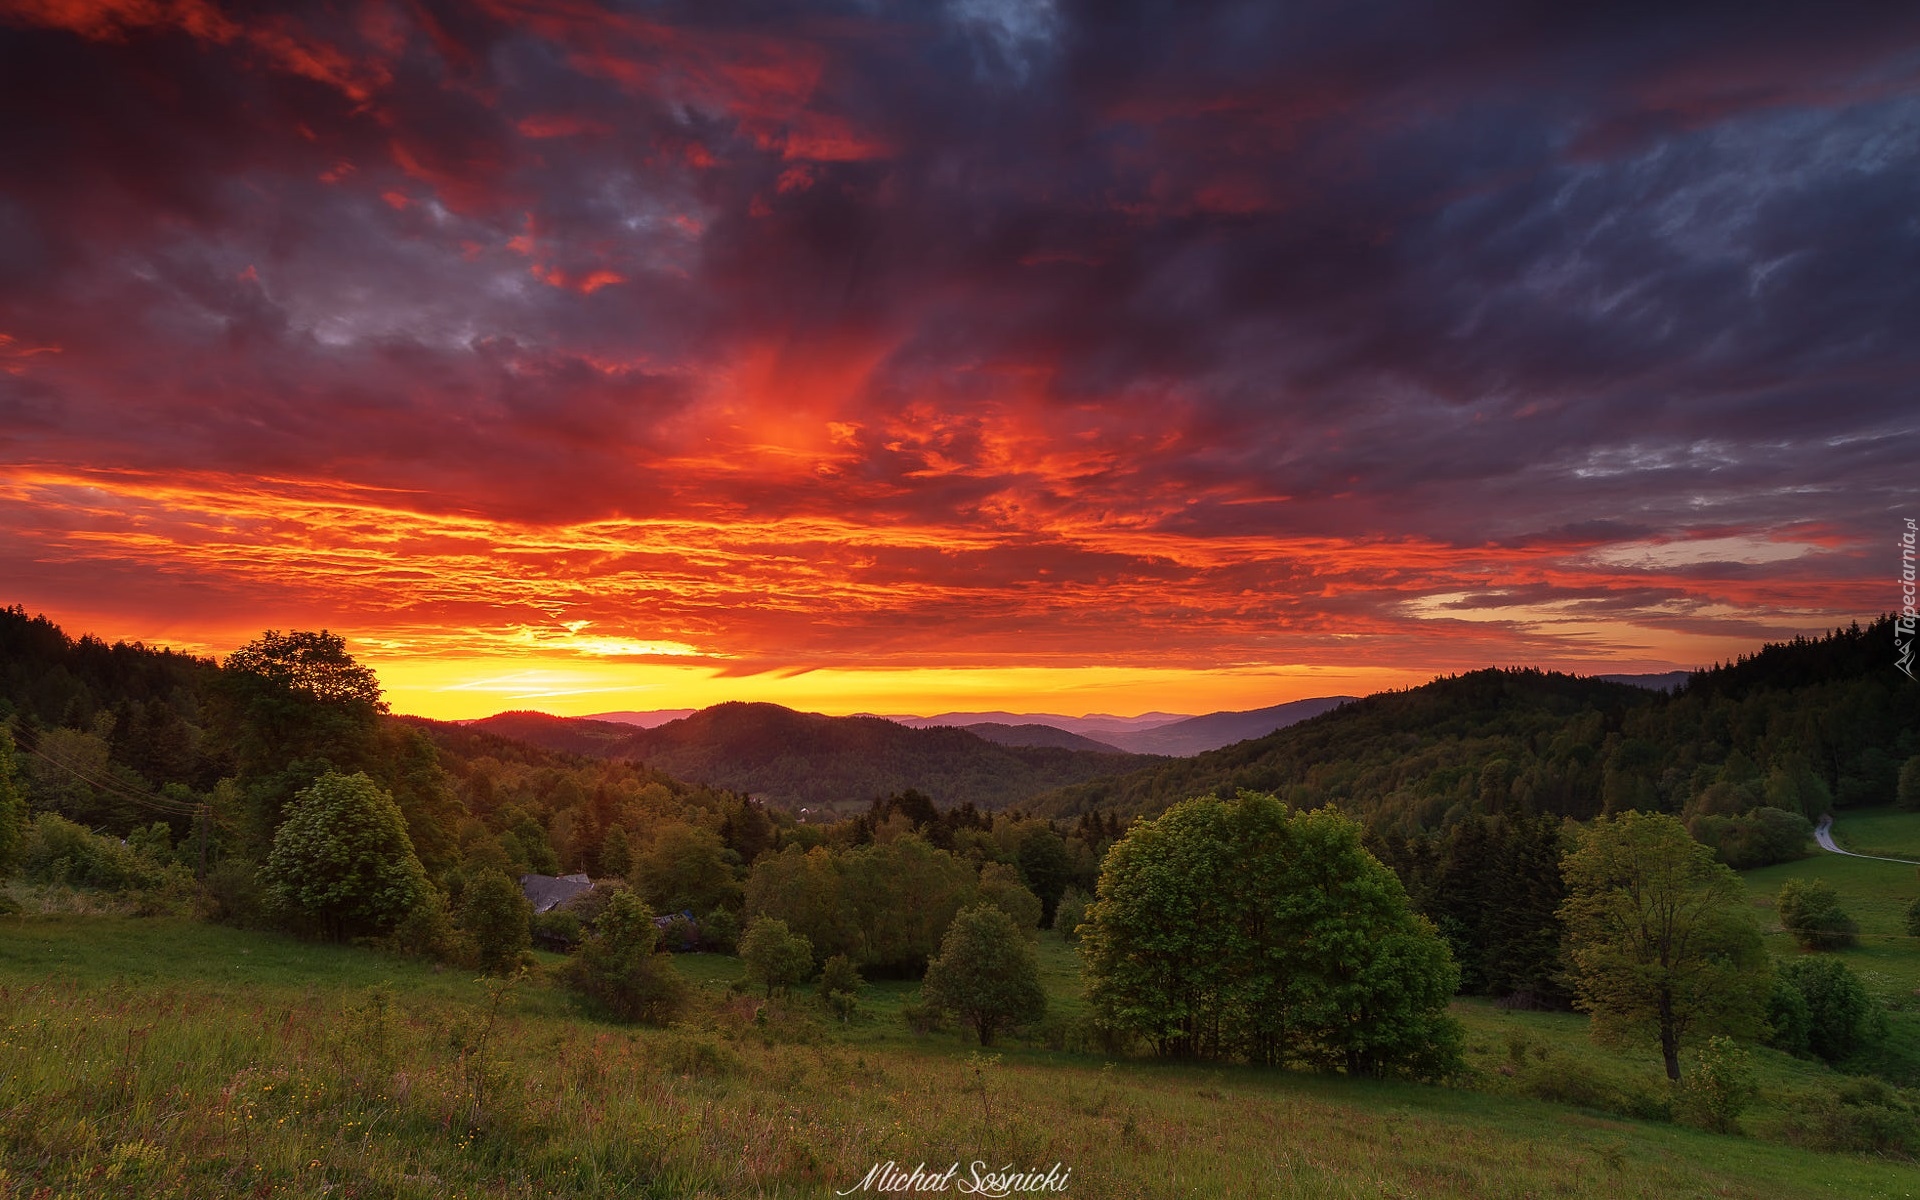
[1,459,1852,723]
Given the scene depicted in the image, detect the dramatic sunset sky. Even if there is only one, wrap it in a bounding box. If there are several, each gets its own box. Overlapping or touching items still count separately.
[1,1,1913,719]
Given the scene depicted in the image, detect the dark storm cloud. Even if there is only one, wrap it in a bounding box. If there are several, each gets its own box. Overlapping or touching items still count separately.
[0,0,1911,668]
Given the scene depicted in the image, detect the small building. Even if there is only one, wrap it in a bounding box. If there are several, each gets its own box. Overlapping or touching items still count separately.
[519,872,592,914]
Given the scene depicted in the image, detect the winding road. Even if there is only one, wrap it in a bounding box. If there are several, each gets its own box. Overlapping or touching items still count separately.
[1813,815,1920,866]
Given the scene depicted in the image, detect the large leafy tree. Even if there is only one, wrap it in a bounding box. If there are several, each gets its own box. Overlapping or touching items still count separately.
[1559,811,1769,1081]
[259,771,428,940]
[212,630,387,851]
[921,903,1046,1047]
[1081,791,1461,1077]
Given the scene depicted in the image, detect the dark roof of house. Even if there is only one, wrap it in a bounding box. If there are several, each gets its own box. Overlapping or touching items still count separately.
[519,872,592,914]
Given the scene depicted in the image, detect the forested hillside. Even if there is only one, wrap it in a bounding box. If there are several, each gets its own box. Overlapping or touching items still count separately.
[1037,618,1918,838]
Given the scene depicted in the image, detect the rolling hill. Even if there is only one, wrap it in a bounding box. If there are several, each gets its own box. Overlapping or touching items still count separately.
[469,702,1163,811]
[1096,695,1358,755]
[1031,669,1661,825]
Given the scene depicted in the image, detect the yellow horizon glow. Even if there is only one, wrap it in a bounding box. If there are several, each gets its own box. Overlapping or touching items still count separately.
[370,655,1435,721]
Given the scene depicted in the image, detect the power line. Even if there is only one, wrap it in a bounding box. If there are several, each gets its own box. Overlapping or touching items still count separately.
[21,743,202,818]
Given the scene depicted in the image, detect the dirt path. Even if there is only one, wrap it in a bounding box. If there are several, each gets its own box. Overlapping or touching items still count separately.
[1813,815,1920,865]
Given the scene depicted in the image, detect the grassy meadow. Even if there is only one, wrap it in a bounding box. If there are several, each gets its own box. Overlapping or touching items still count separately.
[1740,806,1920,1086]
[2,899,1919,1199]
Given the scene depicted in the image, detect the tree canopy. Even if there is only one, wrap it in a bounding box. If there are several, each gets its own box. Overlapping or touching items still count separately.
[1559,811,1769,1081]
[259,771,429,940]
[1081,791,1461,1078]
[921,903,1046,1046]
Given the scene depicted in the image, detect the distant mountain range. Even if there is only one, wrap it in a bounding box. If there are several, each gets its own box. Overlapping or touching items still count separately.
[470,702,1161,812]
[587,697,1361,757]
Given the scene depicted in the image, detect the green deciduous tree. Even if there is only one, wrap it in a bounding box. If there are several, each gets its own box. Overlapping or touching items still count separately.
[212,630,387,854]
[259,771,428,940]
[921,903,1046,1047]
[562,889,687,1024]
[739,917,814,998]
[1015,826,1074,927]
[636,821,741,917]
[1559,811,1769,1081]
[1081,792,1461,1078]
[975,860,1042,930]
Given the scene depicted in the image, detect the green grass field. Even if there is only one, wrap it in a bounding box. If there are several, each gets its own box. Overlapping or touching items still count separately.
[2,910,1919,1199]
[1740,807,1920,1085]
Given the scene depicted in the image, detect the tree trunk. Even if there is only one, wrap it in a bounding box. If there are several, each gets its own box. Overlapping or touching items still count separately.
[1658,996,1680,1081]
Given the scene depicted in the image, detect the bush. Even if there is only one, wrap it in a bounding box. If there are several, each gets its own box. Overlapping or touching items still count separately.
[1775,878,1858,951]
[1512,1054,1672,1123]
[458,871,533,974]
[1688,807,1812,869]
[1675,1037,1755,1133]
[22,812,172,891]
[561,890,687,1024]
[818,952,861,996]
[1764,976,1813,1057]
[900,999,947,1035]
[700,906,741,953]
[386,888,459,961]
[1054,887,1090,942]
[1906,896,1920,938]
[201,857,269,927]
[1775,956,1884,1062]
[1780,1082,1920,1155]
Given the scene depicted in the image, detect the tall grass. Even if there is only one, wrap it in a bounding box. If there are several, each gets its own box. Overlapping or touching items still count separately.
[2,914,1918,1198]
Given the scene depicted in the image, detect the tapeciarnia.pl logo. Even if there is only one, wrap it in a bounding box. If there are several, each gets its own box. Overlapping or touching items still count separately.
[835,1160,1072,1196]
[1899,517,1917,680]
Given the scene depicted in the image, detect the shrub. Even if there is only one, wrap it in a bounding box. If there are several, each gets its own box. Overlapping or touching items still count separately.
[1780,1083,1920,1155]
[1512,1054,1672,1123]
[21,812,170,891]
[458,871,533,974]
[1675,1037,1755,1133]
[818,952,862,997]
[1775,879,1858,951]
[1054,887,1089,942]
[562,890,687,1024]
[1906,896,1920,938]
[386,888,459,961]
[201,857,269,927]
[1775,956,1883,1062]
[700,906,741,953]
[1764,975,1813,1057]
